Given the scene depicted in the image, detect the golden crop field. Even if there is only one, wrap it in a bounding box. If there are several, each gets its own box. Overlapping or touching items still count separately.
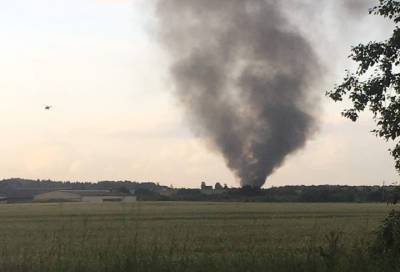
[0,202,397,272]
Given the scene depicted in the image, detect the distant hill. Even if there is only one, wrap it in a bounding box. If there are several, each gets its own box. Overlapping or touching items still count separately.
[0,178,398,203]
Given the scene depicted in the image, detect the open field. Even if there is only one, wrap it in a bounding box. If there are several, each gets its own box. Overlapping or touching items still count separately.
[0,202,398,272]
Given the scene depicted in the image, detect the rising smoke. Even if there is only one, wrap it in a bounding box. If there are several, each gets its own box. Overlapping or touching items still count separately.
[156,0,368,187]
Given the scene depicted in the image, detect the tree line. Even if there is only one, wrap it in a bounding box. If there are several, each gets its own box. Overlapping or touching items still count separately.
[1,178,399,203]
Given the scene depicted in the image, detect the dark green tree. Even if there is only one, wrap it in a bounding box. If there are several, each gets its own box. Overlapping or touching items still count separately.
[327,0,400,172]
[215,182,223,190]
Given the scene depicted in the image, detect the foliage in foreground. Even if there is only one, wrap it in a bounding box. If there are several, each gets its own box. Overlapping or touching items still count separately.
[327,0,400,171]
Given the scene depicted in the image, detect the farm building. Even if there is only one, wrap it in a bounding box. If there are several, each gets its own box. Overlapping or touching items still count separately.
[0,196,7,204]
[33,190,136,203]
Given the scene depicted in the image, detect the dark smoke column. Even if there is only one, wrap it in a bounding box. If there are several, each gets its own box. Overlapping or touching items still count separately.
[157,0,321,187]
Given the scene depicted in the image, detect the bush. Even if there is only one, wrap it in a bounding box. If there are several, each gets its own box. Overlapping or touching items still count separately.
[371,210,400,270]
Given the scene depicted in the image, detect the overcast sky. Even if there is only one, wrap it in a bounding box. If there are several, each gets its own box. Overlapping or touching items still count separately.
[0,0,397,188]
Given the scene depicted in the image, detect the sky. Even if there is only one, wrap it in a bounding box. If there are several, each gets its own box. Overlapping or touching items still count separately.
[0,0,398,188]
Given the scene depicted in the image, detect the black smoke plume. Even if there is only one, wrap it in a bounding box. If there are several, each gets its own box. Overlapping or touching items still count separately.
[156,0,322,187]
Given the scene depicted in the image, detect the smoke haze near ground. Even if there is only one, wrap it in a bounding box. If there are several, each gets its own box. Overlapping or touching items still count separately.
[156,0,378,188]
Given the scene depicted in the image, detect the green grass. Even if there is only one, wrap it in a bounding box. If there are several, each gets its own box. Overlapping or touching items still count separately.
[0,202,398,272]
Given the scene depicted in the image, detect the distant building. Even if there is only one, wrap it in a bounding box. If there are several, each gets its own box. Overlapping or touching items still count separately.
[159,187,175,197]
[201,182,216,195]
[201,182,213,190]
[200,182,228,195]
[0,196,7,204]
[33,190,136,203]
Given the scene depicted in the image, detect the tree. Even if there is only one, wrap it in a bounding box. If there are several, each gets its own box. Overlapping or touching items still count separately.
[327,0,400,172]
[215,182,223,190]
[117,186,130,194]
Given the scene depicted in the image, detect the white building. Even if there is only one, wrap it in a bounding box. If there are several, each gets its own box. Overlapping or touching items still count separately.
[0,196,7,204]
[33,190,136,203]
